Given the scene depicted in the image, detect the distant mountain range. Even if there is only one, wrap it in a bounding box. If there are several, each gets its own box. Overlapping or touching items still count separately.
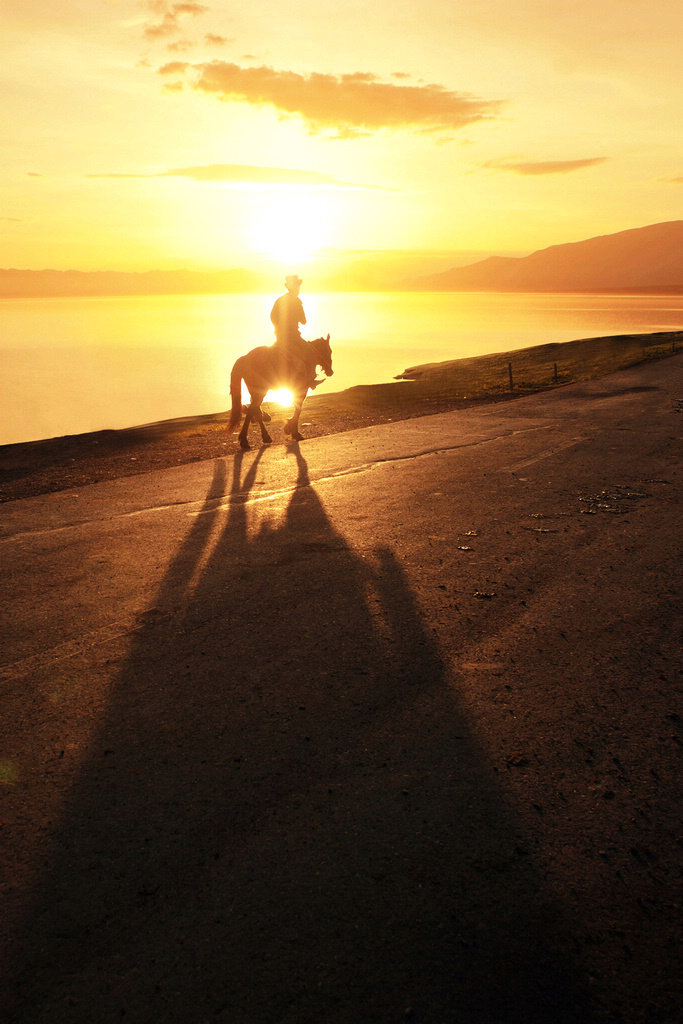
[2,221,683,296]
[0,267,270,298]
[407,221,683,292]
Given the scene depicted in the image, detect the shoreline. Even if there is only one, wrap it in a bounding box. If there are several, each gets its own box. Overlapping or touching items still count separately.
[2,330,681,503]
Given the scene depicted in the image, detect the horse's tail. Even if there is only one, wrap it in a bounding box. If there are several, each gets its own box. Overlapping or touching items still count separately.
[227,357,245,432]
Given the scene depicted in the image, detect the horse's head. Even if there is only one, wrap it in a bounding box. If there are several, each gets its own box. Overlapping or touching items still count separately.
[311,333,333,377]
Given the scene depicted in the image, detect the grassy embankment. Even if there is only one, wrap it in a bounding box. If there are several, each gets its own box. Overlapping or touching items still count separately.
[308,330,683,422]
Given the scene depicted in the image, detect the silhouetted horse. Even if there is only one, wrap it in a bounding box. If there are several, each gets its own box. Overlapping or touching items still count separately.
[228,335,333,450]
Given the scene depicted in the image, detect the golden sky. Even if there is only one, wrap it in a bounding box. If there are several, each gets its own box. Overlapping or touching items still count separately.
[3,0,683,279]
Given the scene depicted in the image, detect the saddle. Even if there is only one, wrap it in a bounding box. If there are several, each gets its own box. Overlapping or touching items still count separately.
[271,340,318,388]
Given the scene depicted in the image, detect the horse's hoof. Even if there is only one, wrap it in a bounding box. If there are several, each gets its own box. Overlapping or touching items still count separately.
[239,438,251,450]
[292,432,304,442]
[263,434,272,445]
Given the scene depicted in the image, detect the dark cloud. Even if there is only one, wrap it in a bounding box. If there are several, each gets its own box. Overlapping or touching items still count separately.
[485,157,607,176]
[85,163,395,190]
[157,60,503,136]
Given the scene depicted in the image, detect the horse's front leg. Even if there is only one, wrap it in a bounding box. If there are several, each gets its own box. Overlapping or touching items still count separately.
[284,390,306,442]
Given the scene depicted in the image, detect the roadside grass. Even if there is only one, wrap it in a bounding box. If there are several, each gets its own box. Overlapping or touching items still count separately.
[307,330,683,420]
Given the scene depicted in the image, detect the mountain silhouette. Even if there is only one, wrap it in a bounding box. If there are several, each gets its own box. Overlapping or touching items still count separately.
[409,221,683,292]
[4,221,683,296]
[0,267,270,298]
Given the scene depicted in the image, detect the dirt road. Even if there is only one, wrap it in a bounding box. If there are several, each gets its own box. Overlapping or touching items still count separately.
[1,357,681,1023]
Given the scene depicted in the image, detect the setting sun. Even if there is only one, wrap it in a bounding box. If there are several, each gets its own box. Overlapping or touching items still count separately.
[5,1,683,272]
[240,384,294,408]
[249,190,332,265]
[266,388,294,407]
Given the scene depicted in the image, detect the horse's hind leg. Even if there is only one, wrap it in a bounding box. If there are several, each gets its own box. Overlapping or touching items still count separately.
[254,402,272,445]
[238,409,252,450]
[240,393,270,448]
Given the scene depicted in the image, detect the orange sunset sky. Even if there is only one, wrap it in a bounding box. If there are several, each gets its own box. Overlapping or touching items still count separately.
[3,0,683,284]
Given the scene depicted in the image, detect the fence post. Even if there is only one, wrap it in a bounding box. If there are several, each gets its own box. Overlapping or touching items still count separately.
[508,361,514,392]
[554,362,558,384]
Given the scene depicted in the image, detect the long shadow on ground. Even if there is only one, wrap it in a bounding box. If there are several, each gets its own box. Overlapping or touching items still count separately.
[5,449,594,1023]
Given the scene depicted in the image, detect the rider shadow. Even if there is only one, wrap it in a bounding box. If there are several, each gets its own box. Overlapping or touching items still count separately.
[5,448,594,1023]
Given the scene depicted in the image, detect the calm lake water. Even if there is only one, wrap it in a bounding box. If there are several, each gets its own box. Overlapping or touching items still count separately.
[2,291,682,445]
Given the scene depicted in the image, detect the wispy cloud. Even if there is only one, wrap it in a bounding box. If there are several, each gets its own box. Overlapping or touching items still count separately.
[661,175,683,184]
[157,61,503,137]
[167,39,193,53]
[484,157,608,176]
[142,1,208,41]
[85,163,396,190]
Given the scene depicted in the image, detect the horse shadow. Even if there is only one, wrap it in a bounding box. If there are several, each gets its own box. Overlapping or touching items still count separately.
[4,448,594,1023]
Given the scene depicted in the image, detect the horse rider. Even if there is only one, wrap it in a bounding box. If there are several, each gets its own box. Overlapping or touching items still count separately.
[270,275,319,386]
